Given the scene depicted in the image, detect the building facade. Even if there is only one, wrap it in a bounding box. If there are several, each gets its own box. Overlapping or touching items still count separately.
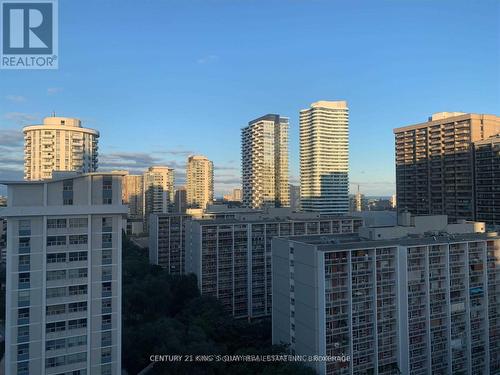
[149,206,264,274]
[474,135,500,226]
[241,114,290,209]
[0,172,127,375]
[185,210,363,319]
[186,155,214,209]
[174,187,187,214]
[143,166,175,231]
[300,101,349,215]
[272,214,499,375]
[149,214,191,275]
[23,117,99,181]
[120,172,144,219]
[289,184,301,211]
[394,112,500,222]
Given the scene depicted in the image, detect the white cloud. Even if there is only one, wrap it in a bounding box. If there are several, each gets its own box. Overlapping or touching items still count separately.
[5,95,26,103]
[197,55,219,64]
[47,87,63,95]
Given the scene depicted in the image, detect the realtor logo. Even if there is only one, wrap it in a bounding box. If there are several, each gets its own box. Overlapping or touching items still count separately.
[1,0,58,69]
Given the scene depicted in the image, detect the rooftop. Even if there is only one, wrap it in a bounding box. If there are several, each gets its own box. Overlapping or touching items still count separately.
[283,231,499,252]
[0,171,127,186]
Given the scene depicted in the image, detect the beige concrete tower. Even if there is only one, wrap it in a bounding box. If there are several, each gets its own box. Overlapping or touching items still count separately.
[143,166,175,230]
[120,172,144,219]
[300,101,349,214]
[23,116,99,180]
[241,114,290,209]
[186,155,213,209]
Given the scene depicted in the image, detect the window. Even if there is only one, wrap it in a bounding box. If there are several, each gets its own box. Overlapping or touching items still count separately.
[102,282,112,297]
[68,302,87,313]
[63,180,74,205]
[46,287,66,299]
[69,251,87,262]
[101,364,112,375]
[102,267,112,281]
[101,347,112,364]
[69,235,87,245]
[69,285,87,296]
[18,220,31,236]
[46,321,66,333]
[18,308,29,325]
[67,335,86,348]
[102,233,112,248]
[68,318,87,330]
[47,270,66,281]
[18,273,30,288]
[18,290,30,307]
[66,352,86,365]
[47,219,66,229]
[47,253,66,263]
[46,338,65,351]
[47,236,66,247]
[18,237,30,253]
[17,326,29,342]
[102,298,112,314]
[68,268,87,279]
[102,217,113,232]
[102,314,112,330]
[17,343,29,361]
[69,218,88,228]
[17,361,29,375]
[101,331,112,347]
[46,355,65,368]
[46,304,66,316]
[103,176,113,204]
[102,249,112,264]
[18,255,30,271]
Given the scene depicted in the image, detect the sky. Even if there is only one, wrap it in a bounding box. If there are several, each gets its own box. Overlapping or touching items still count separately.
[0,0,499,197]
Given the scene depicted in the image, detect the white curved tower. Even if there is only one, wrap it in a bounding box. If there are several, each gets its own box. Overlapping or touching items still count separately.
[300,101,349,215]
[23,116,99,180]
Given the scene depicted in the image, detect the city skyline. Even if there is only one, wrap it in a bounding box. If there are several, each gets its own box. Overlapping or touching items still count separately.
[0,1,498,197]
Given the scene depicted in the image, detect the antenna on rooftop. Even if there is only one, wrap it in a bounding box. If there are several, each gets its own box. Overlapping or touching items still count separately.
[51,111,56,117]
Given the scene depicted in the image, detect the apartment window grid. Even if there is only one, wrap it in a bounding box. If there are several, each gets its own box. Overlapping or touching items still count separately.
[103,177,113,205]
[197,218,362,319]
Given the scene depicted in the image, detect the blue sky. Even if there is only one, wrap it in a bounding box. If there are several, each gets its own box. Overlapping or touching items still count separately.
[1,0,499,196]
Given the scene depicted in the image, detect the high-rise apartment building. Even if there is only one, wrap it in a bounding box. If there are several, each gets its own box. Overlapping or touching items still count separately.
[149,214,191,274]
[149,206,266,274]
[185,209,363,318]
[174,186,187,213]
[0,172,126,375]
[300,101,349,215]
[143,166,175,231]
[474,135,500,226]
[23,117,99,181]
[186,155,214,209]
[273,213,499,375]
[120,172,144,219]
[394,112,500,222]
[242,114,290,209]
